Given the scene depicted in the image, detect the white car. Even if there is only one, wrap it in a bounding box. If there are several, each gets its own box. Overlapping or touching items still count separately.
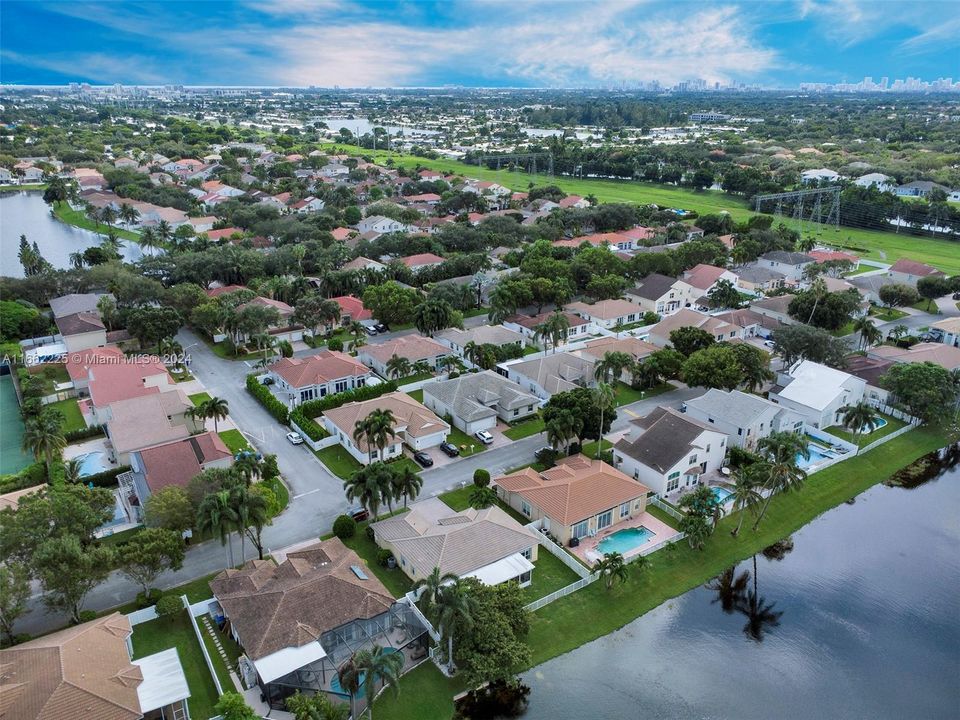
[474,430,494,445]
[285,431,304,445]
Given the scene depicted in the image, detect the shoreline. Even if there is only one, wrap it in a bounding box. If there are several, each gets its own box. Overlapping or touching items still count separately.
[374,424,957,720]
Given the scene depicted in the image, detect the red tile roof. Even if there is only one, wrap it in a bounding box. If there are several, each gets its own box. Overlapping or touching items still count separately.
[809,249,859,264]
[65,346,125,383]
[139,432,232,493]
[889,258,945,277]
[269,350,370,388]
[206,228,243,241]
[332,295,372,321]
[206,284,248,297]
[87,357,171,408]
[400,253,445,268]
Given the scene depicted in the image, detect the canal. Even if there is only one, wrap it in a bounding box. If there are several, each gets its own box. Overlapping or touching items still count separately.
[521,448,960,719]
[1,190,142,278]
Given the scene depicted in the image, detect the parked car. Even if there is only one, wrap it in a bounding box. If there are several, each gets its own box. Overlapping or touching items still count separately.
[260,376,275,385]
[285,431,304,445]
[374,323,389,333]
[439,441,460,457]
[364,325,379,336]
[348,506,369,522]
[413,450,434,467]
[474,430,494,445]
[534,446,557,462]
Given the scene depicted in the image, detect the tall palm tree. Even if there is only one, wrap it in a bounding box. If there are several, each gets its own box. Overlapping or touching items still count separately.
[21,411,66,475]
[253,332,276,366]
[353,409,396,464]
[413,567,458,618]
[63,458,83,484]
[196,490,238,568]
[348,320,367,351]
[99,205,118,229]
[752,433,809,531]
[725,466,763,536]
[155,219,173,247]
[385,354,411,380]
[343,463,393,521]
[533,311,570,354]
[593,551,629,590]
[203,396,230,434]
[68,251,85,269]
[119,202,140,228]
[839,402,878,454]
[230,483,270,562]
[545,409,581,455]
[392,465,423,508]
[463,341,482,368]
[438,355,465,374]
[593,351,634,385]
[350,645,404,718]
[336,657,363,720]
[138,227,160,255]
[435,580,477,674]
[591,383,616,460]
[852,316,881,351]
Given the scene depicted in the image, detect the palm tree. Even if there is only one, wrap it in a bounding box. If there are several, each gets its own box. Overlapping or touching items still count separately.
[336,657,363,720]
[385,354,412,380]
[139,227,161,255]
[21,411,66,475]
[591,383,616,459]
[415,297,455,336]
[435,580,477,674]
[343,463,394,521]
[533,312,570,353]
[468,485,497,509]
[593,351,633,385]
[545,409,582,455]
[353,409,396,464]
[233,453,262,485]
[156,219,173,247]
[98,205,118,229]
[392,465,423,508]
[438,355,465,374]
[350,645,404,718]
[413,567,458,618]
[411,359,432,377]
[63,458,83,484]
[752,433,809,531]
[725,467,763,536]
[839,402,878,454]
[230,483,270,562]
[196,490,238,568]
[348,320,367,351]
[593,551,628,590]
[852,316,881,351]
[463,341,482,368]
[203,396,230,434]
[68,251,85,269]
[119,202,140,228]
[252,332,276,366]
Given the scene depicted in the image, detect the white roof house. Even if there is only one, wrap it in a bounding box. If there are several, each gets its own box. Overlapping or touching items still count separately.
[801,168,840,184]
[854,173,894,191]
[768,360,866,429]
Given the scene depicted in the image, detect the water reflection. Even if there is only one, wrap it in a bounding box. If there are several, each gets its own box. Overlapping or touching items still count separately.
[708,556,785,643]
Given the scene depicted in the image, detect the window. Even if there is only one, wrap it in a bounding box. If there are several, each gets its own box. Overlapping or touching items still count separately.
[513,409,519,416]
[518,570,532,584]
[301,388,315,402]
[737,427,743,436]
[521,500,531,517]
[597,510,613,530]
[619,502,630,518]
[689,454,697,464]
[521,547,532,559]
[706,444,711,453]
[667,472,680,493]
[572,520,589,539]
[335,380,348,393]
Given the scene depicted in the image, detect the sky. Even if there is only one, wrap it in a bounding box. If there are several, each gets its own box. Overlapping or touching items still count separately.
[1,0,958,88]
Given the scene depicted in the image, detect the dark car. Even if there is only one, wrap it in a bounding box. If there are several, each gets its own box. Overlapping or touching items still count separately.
[535,446,558,462]
[374,323,389,334]
[439,441,460,457]
[413,450,434,467]
[348,506,369,522]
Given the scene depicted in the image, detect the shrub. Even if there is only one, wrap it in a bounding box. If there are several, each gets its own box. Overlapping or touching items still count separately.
[0,462,47,493]
[156,595,184,618]
[376,548,394,567]
[136,588,163,609]
[298,380,399,420]
[245,374,289,424]
[64,424,105,442]
[76,465,131,488]
[76,610,98,624]
[473,468,490,488]
[332,514,357,539]
[365,525,376,541]
[728,446,762,469]
[327,337,344,352]
[289,408,328,441]
[278,340,293,358]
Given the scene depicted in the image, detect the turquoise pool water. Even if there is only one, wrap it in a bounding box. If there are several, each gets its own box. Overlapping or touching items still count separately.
[331,647,401,697]
[711,486,733,503]
[797,445,834,469]
[866,417,888,433]
[597,526,656,555]
[76,451,109,477]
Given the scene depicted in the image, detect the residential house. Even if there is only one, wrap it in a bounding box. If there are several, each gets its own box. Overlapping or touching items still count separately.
[50,292,112,352]
[503,351,595,400]
[81,355,175,426]
[756,251,815,284]
[495,455,650,545]
[801,168,841,184]
[502,311,590,349]
[713,307,782,339]
[854,173,894,192]
[342,256,386,272]
[749,294,797,326]
[291,196,326,214]
[895,180,950,198]
[65,346,126,394]
[237,296,303,343]
[625,273,695,315]
[422,370,539,434]
[612,406,728,498]
[328,295,373,328]
[931,317,960,348]
[404,192,442,206]
[848,274,900,305]
[768,360,866,429]
[399,253,445,273]
[843,354,895,404]
[105,391,198,464]
[435,325,526,358]
[357,215,407,234]
[734,265,787,294]
[210,537,429,711]
[886,258,946,286]
[358,335,449,378]
[267,350,372,406]
[14,161,44,182]
[0,167,12,184]
[558,194,590,209]
[322,392,450,464]
[646,308,747,347]
[0,613,191,720]
[867,342,960,372]
[567,299,645,330]
[371,497,539,586]
[577,336,658,384]
[682,388,804,450]
[682,263,739,304]
[554,231,636,252]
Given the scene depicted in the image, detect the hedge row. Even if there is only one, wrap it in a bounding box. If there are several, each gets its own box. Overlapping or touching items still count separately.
[289,408,329,442]
[246,374,290,424]
[75,465,131,488]
[0,462,46,494]
[298,380,399,420]
[65,424,105,443]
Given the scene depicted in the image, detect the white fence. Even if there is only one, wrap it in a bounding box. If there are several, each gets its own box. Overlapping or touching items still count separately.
[860,423,916,454]
[126,606,158,626]
[524,574,598,612]
[525,520,591,579]
[288,417,338,451]
[182,594,224,696]
[649,497,684,520]
[634,532,686,558]
[396,372,448,393]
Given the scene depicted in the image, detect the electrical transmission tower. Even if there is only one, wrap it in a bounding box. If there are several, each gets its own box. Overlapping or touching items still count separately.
[476,152,554,177]
[753,186,841,236]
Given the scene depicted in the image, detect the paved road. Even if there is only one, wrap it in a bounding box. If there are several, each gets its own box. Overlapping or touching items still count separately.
[18,328,703,635]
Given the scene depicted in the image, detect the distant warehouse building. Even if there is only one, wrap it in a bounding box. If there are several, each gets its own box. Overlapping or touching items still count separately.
[689,112,730,123]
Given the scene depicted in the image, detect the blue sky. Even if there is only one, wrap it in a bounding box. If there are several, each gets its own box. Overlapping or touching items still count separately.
[1,1,958,88]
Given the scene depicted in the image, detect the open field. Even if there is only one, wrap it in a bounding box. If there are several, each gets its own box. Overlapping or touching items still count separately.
[323,145,960,274]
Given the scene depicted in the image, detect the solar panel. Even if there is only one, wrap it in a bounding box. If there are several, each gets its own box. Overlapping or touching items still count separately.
[350,565,369,580]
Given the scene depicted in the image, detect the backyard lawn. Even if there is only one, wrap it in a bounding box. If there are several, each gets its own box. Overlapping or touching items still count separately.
[52,202,141,241]
[613,381,674,406]
[130,612,220,720]
[519,550,582,605]
[504,415,545,441]
[439,486,529,525]
[823,412,907,446]
[405,389,424,403]
[341,513,413,597]
[198,614,244,691]
[869,306,908,322]
[189,392,212,407]
[393,371,435,386]
[218,430,249,454]
[47,398,85,433]
[315,444,364,479]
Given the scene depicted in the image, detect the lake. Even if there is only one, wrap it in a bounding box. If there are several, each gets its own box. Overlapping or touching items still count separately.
[521,447,960,720]
[0,190,142,278]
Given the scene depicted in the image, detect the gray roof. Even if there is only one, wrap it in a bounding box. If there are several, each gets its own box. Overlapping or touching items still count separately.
[49,293,112,318]
[614,406,718,473]
[436,324,525,348]
[424,370,538,422]
[736,266,785,283]
[849,275,897,293]
[750,294,795,313]
[683,389,781,426]
[509,352,595,395]
[759,251,815,265]
[370,498,537,578]
[627,273,678,301]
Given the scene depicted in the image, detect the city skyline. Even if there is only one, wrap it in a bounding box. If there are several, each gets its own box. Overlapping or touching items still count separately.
[1,1,958,89]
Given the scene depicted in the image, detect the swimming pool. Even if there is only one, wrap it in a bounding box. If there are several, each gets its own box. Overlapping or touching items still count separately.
[711,486,733,504]
[76,451,109,477]
[865,417,888,433]
[331,647,401,697]
[797,444,834,470]
[99,494,129,529]
[596,526,656,555]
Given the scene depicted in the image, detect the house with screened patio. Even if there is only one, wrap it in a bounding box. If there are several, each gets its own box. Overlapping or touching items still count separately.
[210,537,430,713]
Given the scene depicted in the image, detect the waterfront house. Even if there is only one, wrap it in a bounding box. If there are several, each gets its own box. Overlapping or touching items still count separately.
[768,360,866,429]
[682,388,804,450]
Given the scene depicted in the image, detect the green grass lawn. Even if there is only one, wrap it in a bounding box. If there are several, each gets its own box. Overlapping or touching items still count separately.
[504,415,545,440]
[910,299,940,314]
[218,430,249,454]
[580,438,614,462]
[198,613,244,691]
[831,320,856,337]
[322,144,960,274]
[375,423,955,720]
[823,412,907,445]
[392,371,435,386]
[522,344,541,356]
[189,392,212,407]
[389,456,423,475]
[445,425,487,457]
[843,265,879,277]
[406,389,424,403]
[870,306,909,321]
[315,444,364,479]
[262,476,290,512]
[519,550,582,605]
[645,504,682,530]
[614,381,674,406]
[96,526,143,548]
[439,486,530,525]
[52,202,142,241]
[462,307,489,318]
[172,369,195,383]
[341,514,414,598]
[1,183,47,191]
[130,612,220,720]
[47,398,85,433]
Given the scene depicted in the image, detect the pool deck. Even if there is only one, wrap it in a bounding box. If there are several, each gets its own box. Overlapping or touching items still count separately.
[573,510,679,565]
[63,436,121,473]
